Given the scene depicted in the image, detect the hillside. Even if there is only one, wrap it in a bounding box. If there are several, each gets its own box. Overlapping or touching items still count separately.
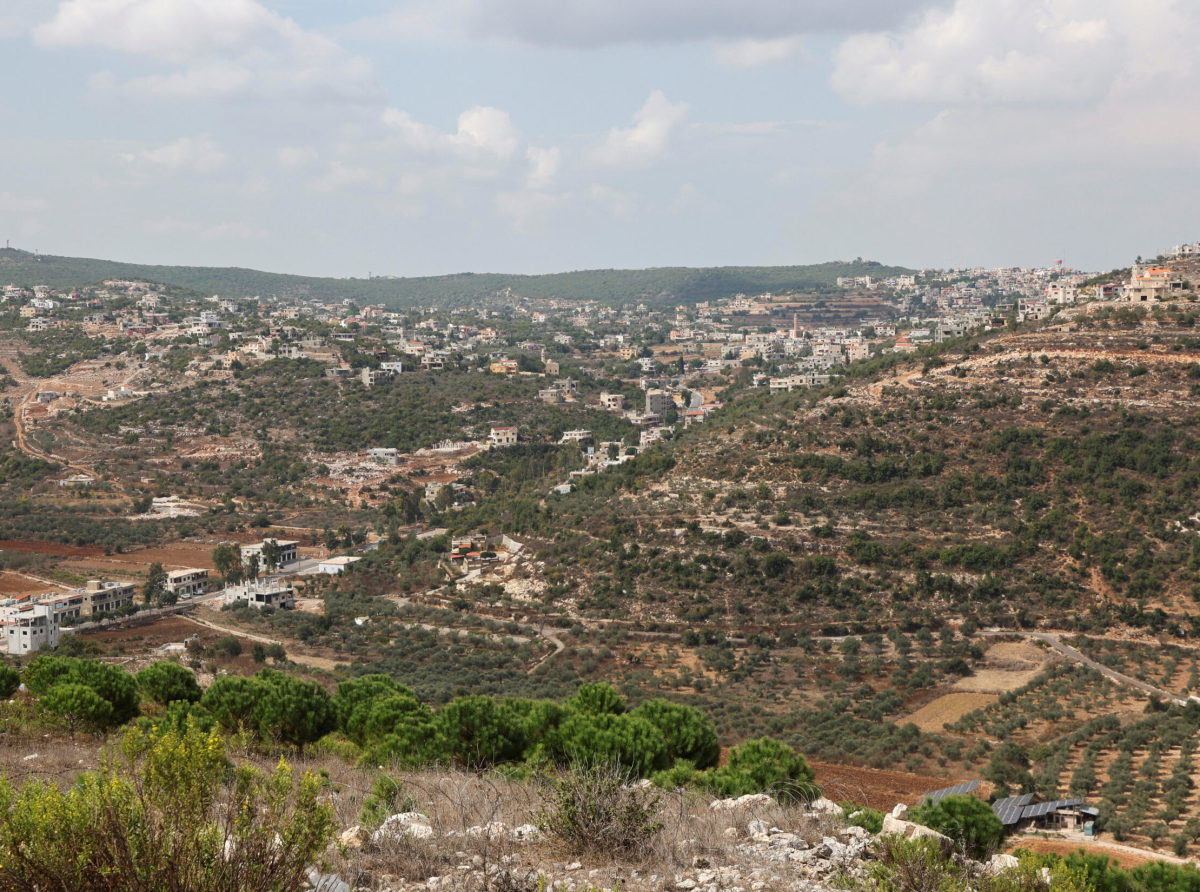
[0,248,912,308]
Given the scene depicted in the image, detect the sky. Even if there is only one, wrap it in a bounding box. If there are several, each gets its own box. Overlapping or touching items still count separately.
[0,0,1197,278]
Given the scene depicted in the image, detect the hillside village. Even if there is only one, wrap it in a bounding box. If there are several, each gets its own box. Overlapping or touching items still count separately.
[3,245,1200,885]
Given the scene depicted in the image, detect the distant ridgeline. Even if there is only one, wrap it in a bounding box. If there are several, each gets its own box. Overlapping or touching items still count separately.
[0,248,914,309]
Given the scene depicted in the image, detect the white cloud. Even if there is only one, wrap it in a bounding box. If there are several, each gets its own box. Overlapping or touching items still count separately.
[587,184,637,219]
[713,37,803,69]
[121,135,227,173]
[496,190,568,233]
[831,0,1135,106]
[34,0,282,63]
[123,63,254,99]
[310,161,373,193]
[0,193,48,213]
[591,91,689,169]
[34,0,377,103]
[398,173,424,195]
[382,105,521,161]
[380,109,442,152]
[277,146,319,169]
[453,106,520,160]
[525,145,560,189]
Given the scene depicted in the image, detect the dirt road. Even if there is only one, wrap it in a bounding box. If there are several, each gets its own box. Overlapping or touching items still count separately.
[180,615,344,672]
[981,630,1187,705]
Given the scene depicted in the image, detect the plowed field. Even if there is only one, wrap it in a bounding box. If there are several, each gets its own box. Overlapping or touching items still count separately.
[809,761,951,810]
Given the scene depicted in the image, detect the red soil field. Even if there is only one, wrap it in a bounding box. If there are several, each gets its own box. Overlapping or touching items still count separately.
[809,761,951,810]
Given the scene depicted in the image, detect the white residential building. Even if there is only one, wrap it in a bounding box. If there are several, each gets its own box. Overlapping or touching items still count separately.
[166,569,209,600]
[3,603,59,655]
[367,448,399,465]
[223,578,295,610]
[489,426,518,447]
[317,555,362,575]
[240,538,299,568]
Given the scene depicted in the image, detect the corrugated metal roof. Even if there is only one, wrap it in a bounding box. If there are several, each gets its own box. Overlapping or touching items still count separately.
[1021,798,1083,819]
[922,780,980,805]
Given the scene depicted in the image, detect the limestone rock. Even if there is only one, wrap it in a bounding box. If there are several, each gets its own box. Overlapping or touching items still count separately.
[880,813,951,843]
[987,853,1020,874]
[339,826,369,850]
[373,813,435,844]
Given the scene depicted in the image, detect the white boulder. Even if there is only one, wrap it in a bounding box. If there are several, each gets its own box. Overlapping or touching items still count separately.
[372,812,435,844]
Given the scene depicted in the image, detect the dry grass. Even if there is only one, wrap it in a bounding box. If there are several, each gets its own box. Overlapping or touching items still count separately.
[0,730,846,891]
[309,763,844,891]
[903,693,999,733]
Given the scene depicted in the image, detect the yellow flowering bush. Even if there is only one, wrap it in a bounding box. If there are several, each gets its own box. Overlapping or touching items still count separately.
[0,718,335,892]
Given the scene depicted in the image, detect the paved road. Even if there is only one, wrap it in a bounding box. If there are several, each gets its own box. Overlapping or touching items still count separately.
[981,630,1189,706]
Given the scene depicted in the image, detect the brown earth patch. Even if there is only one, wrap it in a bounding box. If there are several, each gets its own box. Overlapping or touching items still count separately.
[986,640,1053,666]
[904,692,999,733]
[0,539,104,558]
[953,640,1058,693]
[77,614,216,648]
[0,572,48,594]
[953,667,1045,694]
[808,761,951,811]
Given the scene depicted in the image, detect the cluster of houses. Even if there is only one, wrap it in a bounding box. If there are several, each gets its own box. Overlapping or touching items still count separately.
[0,579,138,655]
[0,533,372,653]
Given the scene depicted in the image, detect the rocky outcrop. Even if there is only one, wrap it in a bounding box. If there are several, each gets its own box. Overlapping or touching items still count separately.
[334,799,1034,892]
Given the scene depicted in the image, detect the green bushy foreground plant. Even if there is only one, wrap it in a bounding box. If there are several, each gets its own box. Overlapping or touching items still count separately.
[0,720,336,892]
[846,836,1093,892]
[909,794,1006,860]
[1016,848,1200,892]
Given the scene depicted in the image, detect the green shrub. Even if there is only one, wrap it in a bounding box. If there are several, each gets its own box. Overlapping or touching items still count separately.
[0,721,335,892]
[704,738,817,801]
[23,655,139,726]
[136,661,202,706]
[201,669,336,752]
[566,682,626,716]
[136,701,216,737]
[435,695,524,767]
[536,762,663,857]
[504,697,567,761]
[553,712,668,776]
[0,666,19,699]
[40,684,112,742]
[842,803,885,834]
[650,758,703,790]
[335,674,402,733]
[632,699,720,769]
[359,774,419,830]
[910,794,1005,860]
[212,636,243,659]
[853,836,1084,892]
